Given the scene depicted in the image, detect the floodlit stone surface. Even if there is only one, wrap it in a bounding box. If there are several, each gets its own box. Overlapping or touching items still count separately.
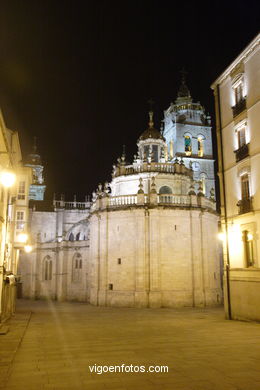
[1,300,260,390]
[211,33,260,321]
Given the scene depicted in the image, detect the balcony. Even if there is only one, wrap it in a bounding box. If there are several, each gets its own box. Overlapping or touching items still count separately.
[234,143,249,162]
[232,97,246,118]
[237,197,253,214]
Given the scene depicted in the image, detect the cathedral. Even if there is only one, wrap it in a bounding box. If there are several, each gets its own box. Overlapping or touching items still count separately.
[19,80,222,308]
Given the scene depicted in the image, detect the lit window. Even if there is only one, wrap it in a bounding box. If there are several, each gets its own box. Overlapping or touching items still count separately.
[237,127,246,149]
[43,256,52,281]
[198,137,204,157]
[17,181,26,200]
[16,211,25,230]
[241,174,250,200]
[234,82,243,104]
[72,253,82,282]
[200,174,207,195]
[242,230,254,267]
[184,136,192,156]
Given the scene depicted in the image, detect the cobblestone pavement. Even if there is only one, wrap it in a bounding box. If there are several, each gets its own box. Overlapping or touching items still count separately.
[1,300,260,390]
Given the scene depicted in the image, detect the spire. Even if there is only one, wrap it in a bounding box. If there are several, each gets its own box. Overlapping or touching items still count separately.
[148,110,154,128]
[148,98,155,128]
[26,136,42,165]
[178,69,191,98]
[32,136,37,154]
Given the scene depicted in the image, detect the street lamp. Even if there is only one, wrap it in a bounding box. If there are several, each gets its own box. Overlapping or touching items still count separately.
[24,245,33,253]
[0,170,16,188]
[17,233,28,244]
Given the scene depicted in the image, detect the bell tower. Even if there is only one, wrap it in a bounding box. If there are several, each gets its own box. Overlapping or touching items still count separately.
[25,137,46,201]
[163,72,215,197]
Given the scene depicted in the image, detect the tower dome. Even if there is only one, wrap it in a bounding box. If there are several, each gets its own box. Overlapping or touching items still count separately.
[137,111,166,164]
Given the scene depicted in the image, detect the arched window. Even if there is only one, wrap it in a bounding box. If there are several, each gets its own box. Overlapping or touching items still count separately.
[200,173,207,195]
[159,186,172,194]
[198,136,204,157]
[159,186,173,204]
[69,233,74,241]
[76,232,80,241]
[184,136,192,156]
[43,256,52,281]
[72,253,82,282]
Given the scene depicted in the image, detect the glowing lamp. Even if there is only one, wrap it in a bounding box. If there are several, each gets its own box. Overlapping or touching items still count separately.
[0,171,16,188]
[247,233,253,241]
[17,233,28,243]
[24,244,33,253]
[218,232,225,241]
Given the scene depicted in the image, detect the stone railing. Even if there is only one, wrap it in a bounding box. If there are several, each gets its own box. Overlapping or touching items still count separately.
[109,195,138,206]
[53,200,91,210]
[158,194,191,205]
[113,162,193,178]
[92,193,216,211]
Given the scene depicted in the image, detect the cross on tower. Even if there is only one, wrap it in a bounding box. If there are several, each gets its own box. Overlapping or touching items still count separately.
[180,68,188,83]
[147,98,154,111]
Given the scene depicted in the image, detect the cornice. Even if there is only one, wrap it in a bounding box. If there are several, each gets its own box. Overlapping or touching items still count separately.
[211,33,260,88]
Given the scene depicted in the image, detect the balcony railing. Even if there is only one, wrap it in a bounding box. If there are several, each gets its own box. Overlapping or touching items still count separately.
[232,97,246,118]
[113,162,193,178]
[93,193,216,211]
[53,200,91,210]
[237,197,253,214]
[234,143,249,162]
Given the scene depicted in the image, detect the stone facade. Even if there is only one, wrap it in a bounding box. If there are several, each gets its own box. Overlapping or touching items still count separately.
[90,207,221,308]
[211,33,260,321]
[19,199,91,302]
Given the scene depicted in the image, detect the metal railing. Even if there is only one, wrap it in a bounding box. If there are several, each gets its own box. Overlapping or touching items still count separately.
[237,197,253,214]
[232,97,247,118]
[234,143,249,162]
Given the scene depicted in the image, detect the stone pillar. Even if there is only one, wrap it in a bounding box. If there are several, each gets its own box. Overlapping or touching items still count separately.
[134,209,149,307]
[56,209,64,242]
[137,177,145,205]
[149,176,157,205]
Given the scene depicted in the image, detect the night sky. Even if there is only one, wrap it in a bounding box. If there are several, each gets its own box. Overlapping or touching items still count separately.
[0,0,259,201]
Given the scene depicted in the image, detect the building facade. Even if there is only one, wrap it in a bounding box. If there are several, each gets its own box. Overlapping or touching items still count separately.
[20,197,91,302]
[0,109,32,323]
[211,33,260,321]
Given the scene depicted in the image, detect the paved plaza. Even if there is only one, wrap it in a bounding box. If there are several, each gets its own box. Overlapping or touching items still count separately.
[0,300,260,390]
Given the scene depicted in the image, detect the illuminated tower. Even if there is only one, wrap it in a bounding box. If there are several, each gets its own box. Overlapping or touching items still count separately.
[25,138,46,201]
[163,72,215,197]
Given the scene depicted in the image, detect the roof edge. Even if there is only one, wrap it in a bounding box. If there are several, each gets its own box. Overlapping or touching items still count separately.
[211,32,260,89]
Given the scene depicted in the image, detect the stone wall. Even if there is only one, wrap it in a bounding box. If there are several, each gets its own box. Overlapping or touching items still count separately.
[89,206,222,308]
